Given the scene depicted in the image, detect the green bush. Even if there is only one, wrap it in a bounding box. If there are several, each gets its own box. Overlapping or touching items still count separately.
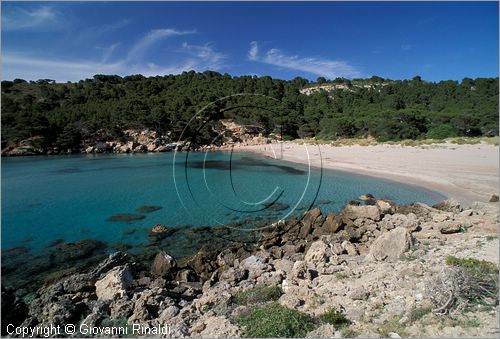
[426,124,457,139]
[238,302,317,338]
[234,286,282,305]
[445,256,499,275]
[319,308,350,328]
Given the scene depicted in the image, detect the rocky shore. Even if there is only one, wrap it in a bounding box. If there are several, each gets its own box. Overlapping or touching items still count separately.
[1,121,274,156]
[2,197,498,338]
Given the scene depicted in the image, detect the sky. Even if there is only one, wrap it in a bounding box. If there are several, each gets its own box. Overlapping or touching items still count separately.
[1,1,498,83]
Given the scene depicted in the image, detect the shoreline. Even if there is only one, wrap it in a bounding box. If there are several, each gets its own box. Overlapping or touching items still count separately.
[233,142,499,205]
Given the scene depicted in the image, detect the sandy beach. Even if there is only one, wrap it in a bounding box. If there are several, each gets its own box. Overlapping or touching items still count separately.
[236,142,499,205]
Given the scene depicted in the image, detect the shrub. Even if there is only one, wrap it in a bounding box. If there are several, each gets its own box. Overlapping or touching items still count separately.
[408,306,432,322]
[319,308,350,328]
[426,124,457,139]
[234,286,282,305]
[427,256,499,315]
[238,302,317,338]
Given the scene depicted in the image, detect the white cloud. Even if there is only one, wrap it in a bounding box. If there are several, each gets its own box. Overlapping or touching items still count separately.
[248,41,361,79]
[181,42,225,69]
[2,28,226,82]
[127,28,195,61]
[248,41,259,60]
[2,6,60,31]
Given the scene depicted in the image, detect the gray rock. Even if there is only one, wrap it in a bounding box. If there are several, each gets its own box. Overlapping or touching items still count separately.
[343,205,381,221]
[151,251,177,277]
[95,265,133,301]
[367,227,413,262]
[240,255,268,280]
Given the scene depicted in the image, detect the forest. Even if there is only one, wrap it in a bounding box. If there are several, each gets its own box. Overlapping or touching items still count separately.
[1,72,498,151]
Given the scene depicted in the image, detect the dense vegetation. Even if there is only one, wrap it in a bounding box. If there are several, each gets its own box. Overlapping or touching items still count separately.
[1,72,498,151]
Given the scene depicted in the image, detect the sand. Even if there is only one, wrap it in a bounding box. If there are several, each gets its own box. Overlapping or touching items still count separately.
[235,142,499,205]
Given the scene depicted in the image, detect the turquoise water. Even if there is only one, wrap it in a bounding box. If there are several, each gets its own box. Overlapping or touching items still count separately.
[1,152,445,252]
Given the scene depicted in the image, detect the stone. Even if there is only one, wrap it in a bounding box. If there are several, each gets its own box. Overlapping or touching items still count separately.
[273,259,294,276]
[191,316,240,338]
[439,222,462,234]
[306,324,336,338]
[95,265,133,301]
[489,194,499,202]
[106,213,146,222]
[343,205,381,221]
[304,240,333,264]
[432,198,463,213]
[240,255,268,280]
[322,214,342,233]
[377,199,396,215]
[151,251,177,277]
[341,240,358,256]
[367,227,413,262]
[380,213,420,232]
[349,286,369,300]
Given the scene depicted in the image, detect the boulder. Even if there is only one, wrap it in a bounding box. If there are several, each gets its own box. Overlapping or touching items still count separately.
[151,251,177,277]
[240,255,268,280]
[432,198,463,213]
[376,199,396,215]
[322,214,343,233]
[343,205,381,221]
[304,240,333,264]
[489,194,499,202]
[349,286,369,300]
[95,265,133,301]
[379,213,420,232]
[367,227,413,262]
[439,222,462,234]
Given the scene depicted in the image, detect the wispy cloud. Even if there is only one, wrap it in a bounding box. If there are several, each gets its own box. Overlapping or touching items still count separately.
[2,28,225,82]
[248,41,259,60]
[98,43,120,63]
[2,6,61,31]
[127,28,195,61]
[248,41,361,79]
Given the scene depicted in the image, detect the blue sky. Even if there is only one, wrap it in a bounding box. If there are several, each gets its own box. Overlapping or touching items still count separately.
[2,1,498,82]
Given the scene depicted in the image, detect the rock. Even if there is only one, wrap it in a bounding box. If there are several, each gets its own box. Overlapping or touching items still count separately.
[343,205,381,221]
[439,222,462,234]
[109,298,133,319]
[300,208,323,236]
[377,199,396,214]
[432,213,450,223]
[175,269,198,283]
[322,214,342,233]
[188,246,218,282]
[349,286,369,300]
[191,316,240,338]
[1,287,28,334]
[106,213,146,222]
[273,259,294,276]
[129,288,175,322]
[95,265,133,301]
[148,224,175,241]
[367,227,413,262]
[304,240,334,264]
[151,251,177,277]
[240,255,268,280]
[341,240,358,256]
[136,205,162,213]
[291,261,317,281]
[432,198,463,213]
[219,267,248,284]
[380,213,420,232]
[388,332,401,338]
[91,252,129,278]
[306,324,336,338]
[489,194,499,202]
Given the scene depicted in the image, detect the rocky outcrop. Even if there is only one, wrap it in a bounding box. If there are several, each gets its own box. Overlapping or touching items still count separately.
[11,197,499,338]
[95,265,133,301]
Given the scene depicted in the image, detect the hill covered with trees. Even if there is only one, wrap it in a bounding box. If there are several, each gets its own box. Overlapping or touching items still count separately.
[1,72,498,154]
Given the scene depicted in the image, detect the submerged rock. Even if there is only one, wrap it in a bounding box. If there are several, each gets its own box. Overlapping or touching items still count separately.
[148,224,175,241]
[136,205,162,213]
[107,213,146,222]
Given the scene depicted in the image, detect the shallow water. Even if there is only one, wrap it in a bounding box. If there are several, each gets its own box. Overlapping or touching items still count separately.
[2,151,446,253]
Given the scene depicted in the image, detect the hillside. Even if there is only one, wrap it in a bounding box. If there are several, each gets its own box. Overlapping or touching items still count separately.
[1,73,498,155]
